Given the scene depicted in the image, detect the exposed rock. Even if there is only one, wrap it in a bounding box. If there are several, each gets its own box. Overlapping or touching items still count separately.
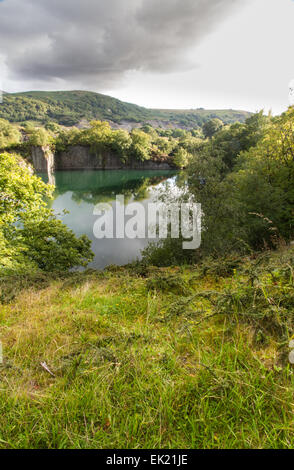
[32,145,173,172]
[31,146,55,173]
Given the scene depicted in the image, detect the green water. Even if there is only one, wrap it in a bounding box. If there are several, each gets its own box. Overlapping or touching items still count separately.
[41,169,177,269]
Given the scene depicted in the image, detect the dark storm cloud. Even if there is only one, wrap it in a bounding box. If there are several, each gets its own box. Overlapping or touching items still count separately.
[0,0,244,88]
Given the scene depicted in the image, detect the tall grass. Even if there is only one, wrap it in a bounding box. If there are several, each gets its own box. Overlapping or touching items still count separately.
[0,248,294,448]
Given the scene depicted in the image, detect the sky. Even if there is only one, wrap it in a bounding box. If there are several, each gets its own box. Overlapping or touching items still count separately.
[0,0,293,114]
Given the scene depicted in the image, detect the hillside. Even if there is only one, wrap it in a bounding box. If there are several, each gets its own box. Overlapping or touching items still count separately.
[0,90,251,128]
[0,247,294,448]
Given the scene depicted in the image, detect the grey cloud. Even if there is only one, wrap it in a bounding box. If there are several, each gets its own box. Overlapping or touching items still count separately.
[0,0,245,89]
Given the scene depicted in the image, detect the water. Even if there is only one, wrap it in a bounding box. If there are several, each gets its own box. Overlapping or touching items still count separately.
[40,169,177,269]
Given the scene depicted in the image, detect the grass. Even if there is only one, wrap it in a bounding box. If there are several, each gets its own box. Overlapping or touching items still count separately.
[0,248,294,449]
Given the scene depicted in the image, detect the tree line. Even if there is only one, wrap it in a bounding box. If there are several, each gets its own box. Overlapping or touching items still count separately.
[142,109,294,265]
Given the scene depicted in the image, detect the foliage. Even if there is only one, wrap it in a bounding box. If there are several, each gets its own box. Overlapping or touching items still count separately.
[76,120,113,155]
[142,109,294,266]
[0,119,21,149]
[54,121,187,163]
[44,121,63,133]
[26,127,52,147]
[141,237,197,267]
[187,110,294,253]
[110,129,132,162]
[0,105,255,166]
[129,129,152,161]
[0,90,251,128]
[0,152,93,272]
[202,118,223,138]
[172,147,191,168]
[153,136,176,156]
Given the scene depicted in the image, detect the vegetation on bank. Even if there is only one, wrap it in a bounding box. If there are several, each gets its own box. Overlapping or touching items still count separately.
[0,117,204,168]
[143,108,294,266]
[0,90,251,127]
[53,121,203,166]
[0,109,271,172]
[0,152,93,274]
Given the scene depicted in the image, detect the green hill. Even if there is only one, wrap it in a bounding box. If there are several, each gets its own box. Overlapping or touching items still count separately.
[0,90,251,128]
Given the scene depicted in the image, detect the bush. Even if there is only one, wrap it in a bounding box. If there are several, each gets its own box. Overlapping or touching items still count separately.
[0,119,21,149]
[173,148,191,168]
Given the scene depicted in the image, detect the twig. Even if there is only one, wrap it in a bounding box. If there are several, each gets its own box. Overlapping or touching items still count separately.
[40,362,55,377]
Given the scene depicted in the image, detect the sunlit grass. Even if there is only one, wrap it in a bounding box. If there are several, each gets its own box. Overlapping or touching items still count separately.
[0,249,294,448]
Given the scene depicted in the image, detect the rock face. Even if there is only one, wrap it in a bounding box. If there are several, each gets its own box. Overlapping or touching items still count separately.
[32,146,55,173]
[32,145,173,172]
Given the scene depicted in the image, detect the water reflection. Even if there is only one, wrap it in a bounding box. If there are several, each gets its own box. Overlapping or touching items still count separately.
[40,169,177,269]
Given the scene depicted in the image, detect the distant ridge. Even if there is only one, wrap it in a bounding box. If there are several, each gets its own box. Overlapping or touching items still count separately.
[0,89,252,129]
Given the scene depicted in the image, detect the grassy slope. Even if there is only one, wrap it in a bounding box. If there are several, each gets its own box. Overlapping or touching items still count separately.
[0,90,251,127]
[0,247,294,449]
